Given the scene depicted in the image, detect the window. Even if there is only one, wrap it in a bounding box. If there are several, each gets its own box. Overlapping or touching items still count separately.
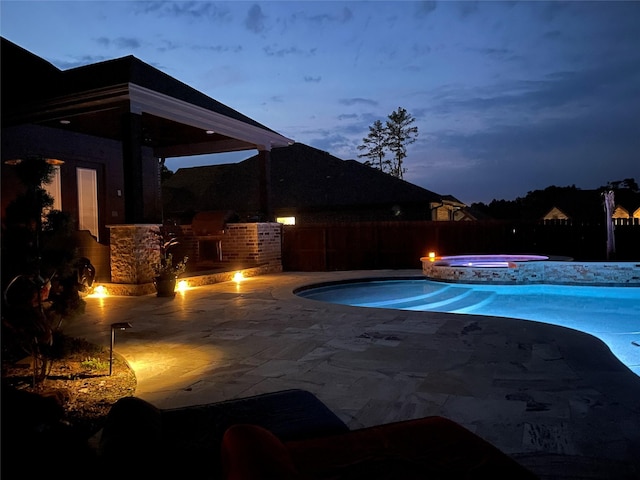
[276,216,296,225]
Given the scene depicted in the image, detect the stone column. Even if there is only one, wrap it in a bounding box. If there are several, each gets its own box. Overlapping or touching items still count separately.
[108,224,160,284]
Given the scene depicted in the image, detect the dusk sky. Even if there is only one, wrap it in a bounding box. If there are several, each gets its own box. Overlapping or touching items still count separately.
[2,1,639,204]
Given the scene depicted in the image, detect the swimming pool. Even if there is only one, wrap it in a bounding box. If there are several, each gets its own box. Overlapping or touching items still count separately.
[297,279,640,376]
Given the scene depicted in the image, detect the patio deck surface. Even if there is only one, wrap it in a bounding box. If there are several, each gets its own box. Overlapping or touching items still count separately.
[65,270,640,479]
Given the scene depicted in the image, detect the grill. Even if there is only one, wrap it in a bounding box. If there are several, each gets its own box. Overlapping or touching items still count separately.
[191,211,234,263]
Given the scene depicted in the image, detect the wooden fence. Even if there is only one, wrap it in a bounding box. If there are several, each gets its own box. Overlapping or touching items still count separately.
[281,221,640,271]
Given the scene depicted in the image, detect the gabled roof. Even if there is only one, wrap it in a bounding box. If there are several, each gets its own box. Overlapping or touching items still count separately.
[1,37,292,157]
[163,143,446,216]
[542,206,570,220]
[269,143,443,208]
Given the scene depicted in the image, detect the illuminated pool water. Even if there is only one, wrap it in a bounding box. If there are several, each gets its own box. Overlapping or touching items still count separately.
[297,279,640,376]
[433,254,549,268]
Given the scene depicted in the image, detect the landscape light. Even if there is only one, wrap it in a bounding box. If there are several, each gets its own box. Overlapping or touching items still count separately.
[177,280,188,292]
[110,322,132,376]
[233,272,244,282]
[92,285,108,297]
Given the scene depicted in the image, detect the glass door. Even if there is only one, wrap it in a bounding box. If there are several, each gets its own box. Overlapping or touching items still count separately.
[77,167,99,241]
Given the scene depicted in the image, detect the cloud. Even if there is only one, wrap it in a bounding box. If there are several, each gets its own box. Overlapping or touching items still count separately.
[95,37,141,50]
[415,1,438,18]
[471,47,515,61]
[411,43,432,57]
[458,1,480,19]
[420,97,640,203]
[309,132,358,159]
[245,4,266,33]
[263,45,316,57]
[193,44,243,54]
[401,52,640,203]
[156,39,181,52]
[307,6,353,25]
[339,98,379,107]
[338,114,358,121]
[54,55,110,70]
[133,1,231,22]
[425,55,640,125]
[534,1,573,23]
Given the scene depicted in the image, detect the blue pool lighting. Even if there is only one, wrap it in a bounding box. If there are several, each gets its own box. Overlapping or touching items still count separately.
[298,279,640,376]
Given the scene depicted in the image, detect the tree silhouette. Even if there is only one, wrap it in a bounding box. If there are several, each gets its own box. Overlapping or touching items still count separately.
[358,107,418,179]
[357,119,389,173]
[386,107,418,180]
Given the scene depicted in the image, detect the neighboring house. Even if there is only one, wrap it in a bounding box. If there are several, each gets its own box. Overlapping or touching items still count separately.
[163,142,467,224]
[611,188,640,225]
[541,189,640,225]
[1,38,292,280]
[431,195,476,221]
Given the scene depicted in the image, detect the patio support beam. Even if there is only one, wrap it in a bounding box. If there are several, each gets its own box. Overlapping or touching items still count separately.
[121,112,145,223]
[258,148,272,221]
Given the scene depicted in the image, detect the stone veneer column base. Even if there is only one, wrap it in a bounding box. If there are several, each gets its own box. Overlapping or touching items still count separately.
[108,224,161,285]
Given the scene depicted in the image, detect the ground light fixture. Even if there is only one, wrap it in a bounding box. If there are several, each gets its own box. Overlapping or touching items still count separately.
[233,271,245,282]
[110,322,132,376]
[92,285,108,297]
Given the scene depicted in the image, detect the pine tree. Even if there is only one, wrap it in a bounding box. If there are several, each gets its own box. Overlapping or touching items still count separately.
[386,107,418,180]
[357,120,389,173]
[357,108,418,179]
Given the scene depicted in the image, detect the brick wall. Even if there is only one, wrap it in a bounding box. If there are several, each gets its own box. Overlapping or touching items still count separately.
[223,223,282,266]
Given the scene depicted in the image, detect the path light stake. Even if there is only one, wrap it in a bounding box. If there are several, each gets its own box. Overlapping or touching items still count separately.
[110,322,132,376]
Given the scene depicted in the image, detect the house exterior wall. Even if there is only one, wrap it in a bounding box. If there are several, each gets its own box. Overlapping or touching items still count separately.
[431,203,457,221]
[1,123,162,242]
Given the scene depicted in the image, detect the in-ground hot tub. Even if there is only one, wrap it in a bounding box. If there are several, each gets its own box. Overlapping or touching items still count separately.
[421,254,640,286]
[431,254,549,268]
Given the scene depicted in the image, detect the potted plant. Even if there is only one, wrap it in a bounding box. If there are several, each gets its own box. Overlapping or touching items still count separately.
[153,234,188,297]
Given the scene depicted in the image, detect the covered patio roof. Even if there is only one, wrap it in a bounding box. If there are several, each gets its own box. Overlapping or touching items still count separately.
[1,37,293,160]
